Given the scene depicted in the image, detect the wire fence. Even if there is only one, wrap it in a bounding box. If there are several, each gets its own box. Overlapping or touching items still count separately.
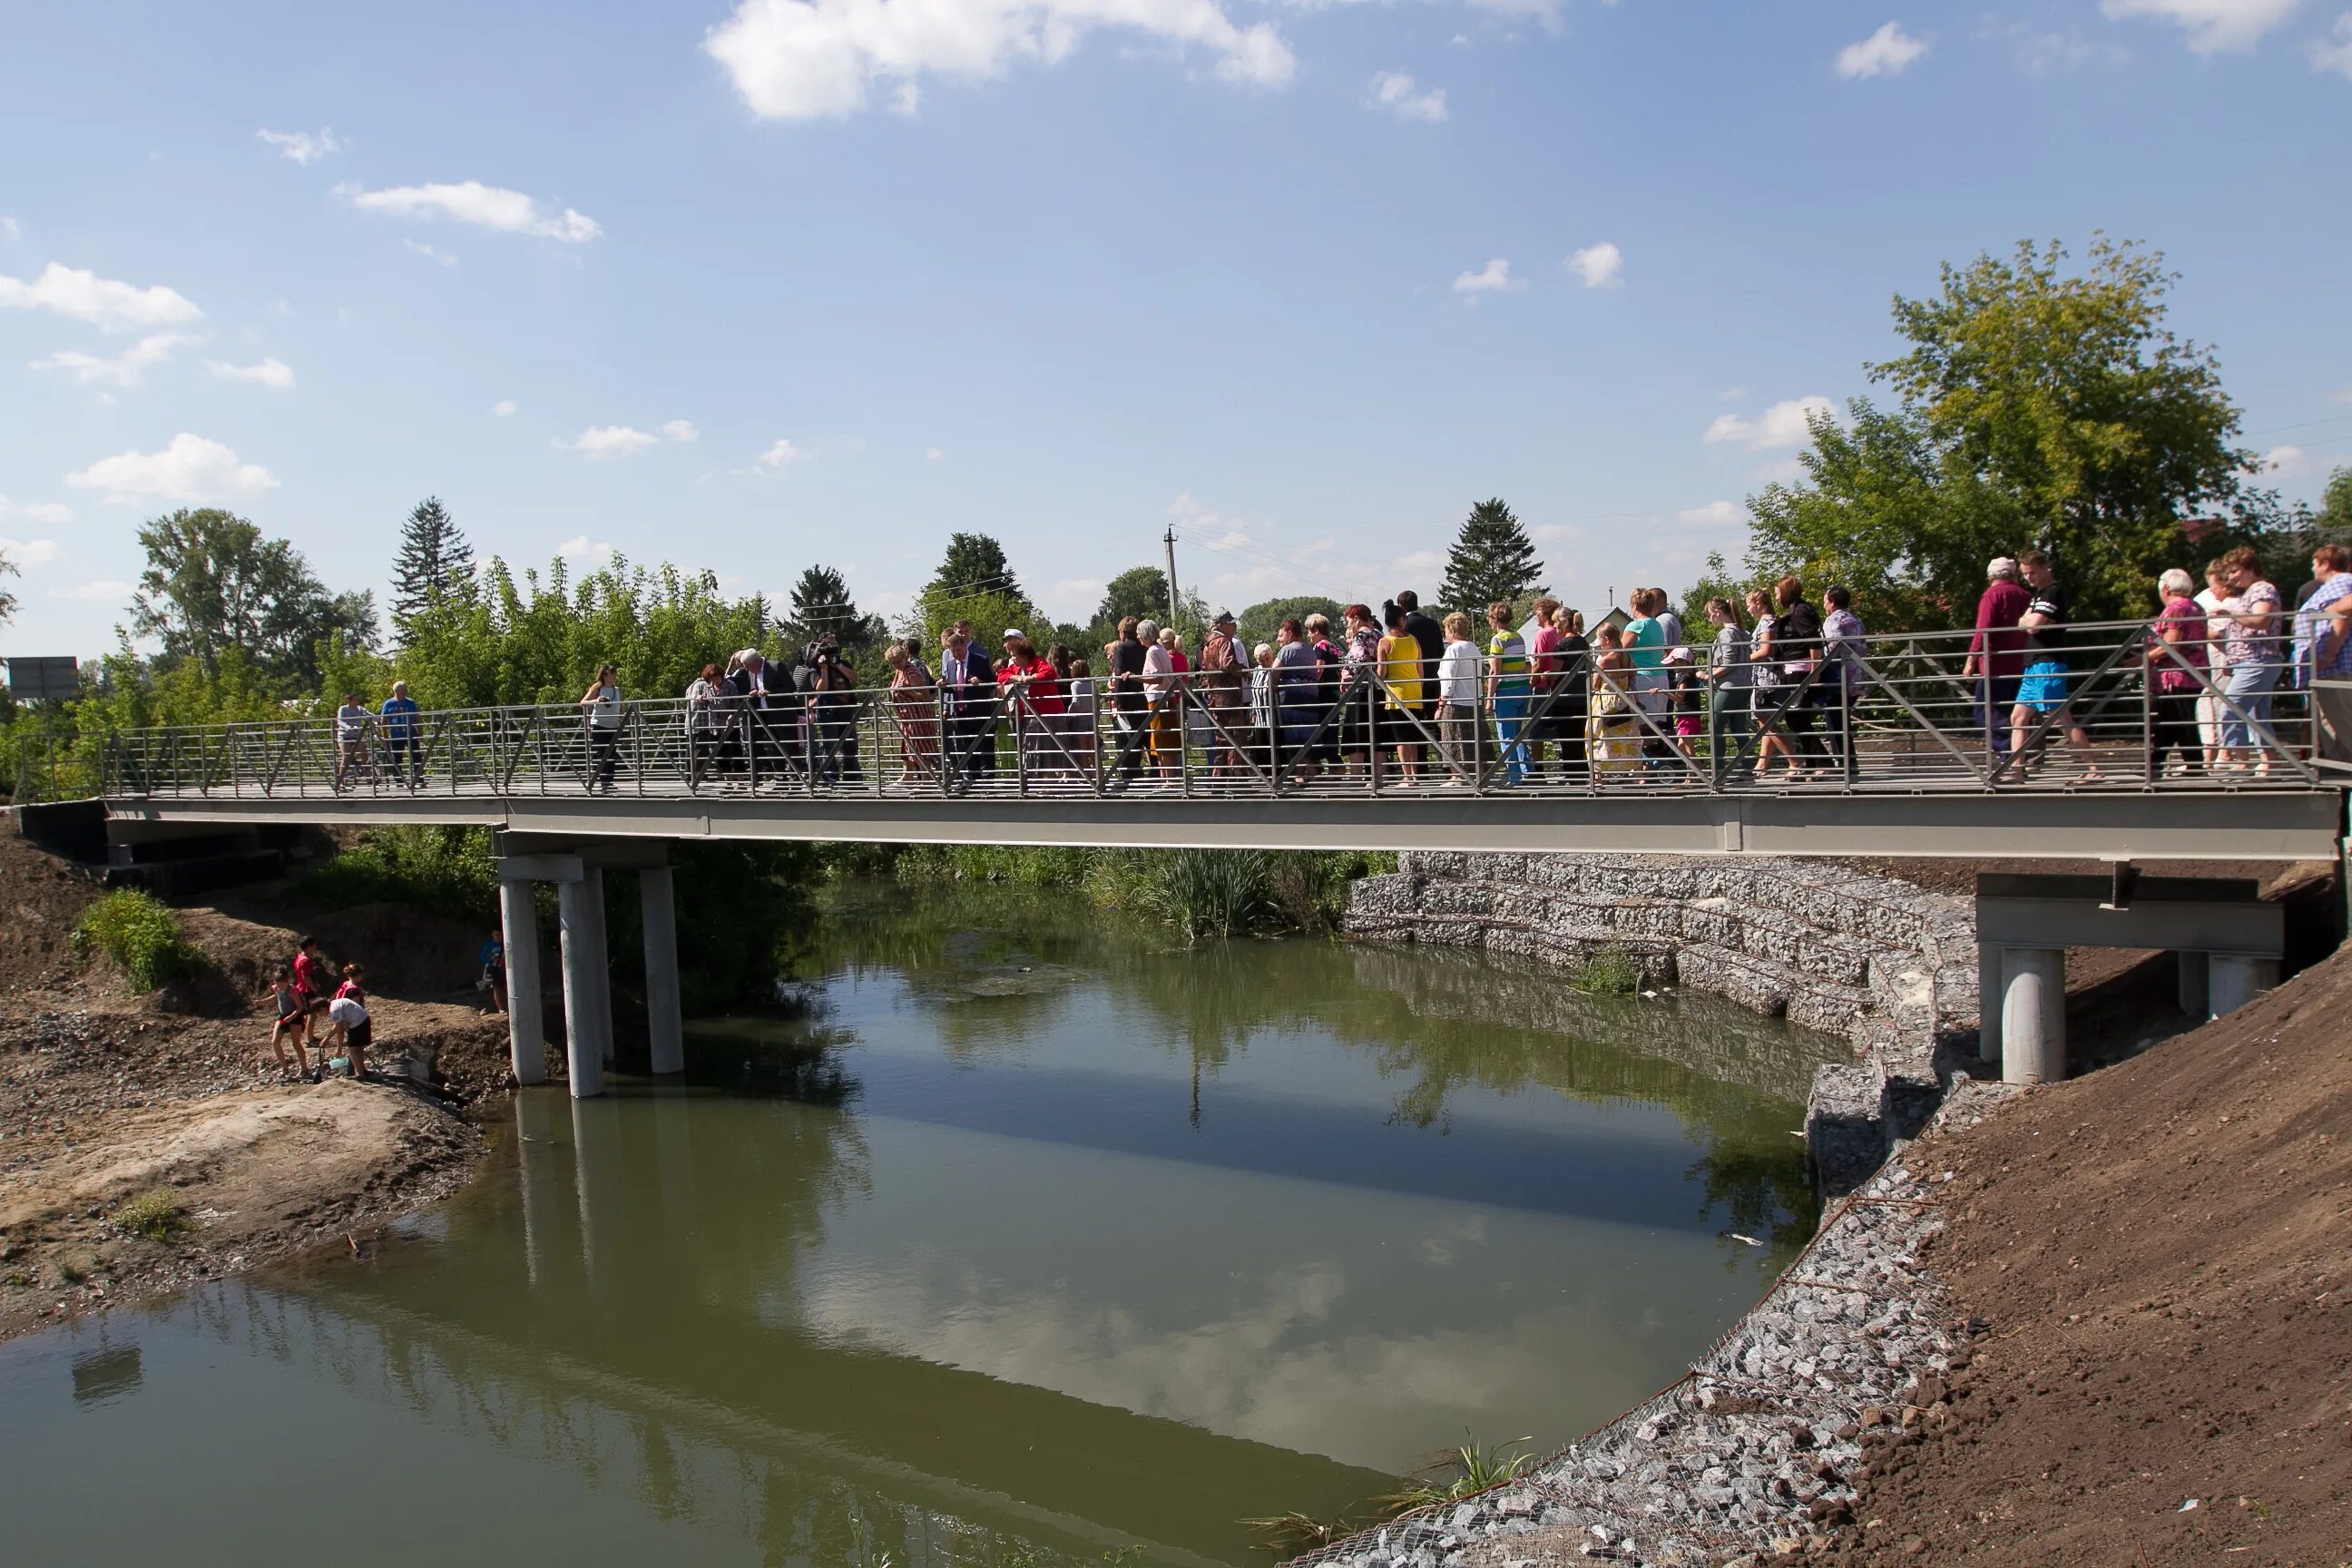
[33,619,2352,803]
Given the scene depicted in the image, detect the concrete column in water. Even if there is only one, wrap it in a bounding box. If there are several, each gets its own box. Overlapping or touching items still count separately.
[2177,950,2210,1018]
[2207,953,2280,1019]
[498,878,547,1086]
[640,865,685,1076]
[1999,946,2065,1085]
[557,875,611,1099]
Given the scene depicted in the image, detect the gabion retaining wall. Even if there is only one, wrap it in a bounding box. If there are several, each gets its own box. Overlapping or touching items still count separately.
[1345,851,1983,1193]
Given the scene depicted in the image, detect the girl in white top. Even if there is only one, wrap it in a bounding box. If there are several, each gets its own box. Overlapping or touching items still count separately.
[333,692,372,790]
[1436,612,1483,781]
[2194,567,2233,770]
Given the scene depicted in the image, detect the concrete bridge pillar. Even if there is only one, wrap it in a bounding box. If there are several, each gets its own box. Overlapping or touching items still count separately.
[641,866,685,1076]
[1999,946,2066,1085]
[2177,950,2209,1018]
[497,878,546,1086]
[557,872,611,1099]
[1975,943,2003,1069]
[2208,954,2280,1019]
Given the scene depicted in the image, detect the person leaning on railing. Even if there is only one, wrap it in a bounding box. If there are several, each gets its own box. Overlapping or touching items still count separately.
[2309,580,2352,766]
[1703,595,1752,776]
[333,691,374,790]
[379,681,422,789]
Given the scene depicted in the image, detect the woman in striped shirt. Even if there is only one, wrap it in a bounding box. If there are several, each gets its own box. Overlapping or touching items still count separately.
[1485,601,1533,786]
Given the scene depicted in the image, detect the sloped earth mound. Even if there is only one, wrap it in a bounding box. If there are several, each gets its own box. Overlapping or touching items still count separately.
[1817,946,2352,1566]
[0,827,535,1343]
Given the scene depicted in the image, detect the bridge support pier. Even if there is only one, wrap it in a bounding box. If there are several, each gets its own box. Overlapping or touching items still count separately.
[557,872,611,1100]
[498,878,546,1086]
[641,867,684,1076]
[2208,954,2279,1019]
[1975,943,2003,1069]
[1999,946,2066,1085]
[2177,950,2209,1018]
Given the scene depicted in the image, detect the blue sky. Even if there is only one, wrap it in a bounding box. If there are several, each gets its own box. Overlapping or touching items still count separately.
[3,0,2348,661]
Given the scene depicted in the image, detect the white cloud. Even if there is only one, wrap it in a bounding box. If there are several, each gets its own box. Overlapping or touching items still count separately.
[1715,386,1747,401]
[1704,395,1838,450]
[925,446,946,461]
[703,0,1295,122]
[0,216,18,242]
[339,181,601,243]
[757,436,808,471]
[661,418,701,444]
[2312,11,2352,75]
[1565,240,1622,289]
[0,498,74,527]
[207,357,295,388]
[1674,500,1747,528]
[493,399,518,417]
[30,331,199,387]
[47,580,132,602]
[890,82,923,114]
[2100,0,2298,53]
[563,425,662,459]
[556,535,616,563]
[1750,456,1808,485]
[404,239,458,266]
[0,533,64,563]
[64,434,279,503]
[1367,70,1447,122]
[0,262,202,333]
[1451,257,1523,298]
[2261,444,2310,476]
[255,127,344,165]
[1835,21,1928,78]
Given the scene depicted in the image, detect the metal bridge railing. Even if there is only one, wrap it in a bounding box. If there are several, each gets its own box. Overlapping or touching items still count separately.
[67,619,2350,803]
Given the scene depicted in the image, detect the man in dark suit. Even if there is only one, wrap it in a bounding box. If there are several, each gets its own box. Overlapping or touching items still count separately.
[937,620,998,788]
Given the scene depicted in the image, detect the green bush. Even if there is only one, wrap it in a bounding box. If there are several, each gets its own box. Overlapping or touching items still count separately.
[299,825,497,915]
[1569,944,1642,997]
[111,1191,190,1243]
[73,889,199,990]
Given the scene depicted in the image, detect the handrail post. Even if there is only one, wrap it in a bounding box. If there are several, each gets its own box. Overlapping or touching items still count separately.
[1709,681,1725,792]
[2140,632,2155,785]
[1179,681,1192,798]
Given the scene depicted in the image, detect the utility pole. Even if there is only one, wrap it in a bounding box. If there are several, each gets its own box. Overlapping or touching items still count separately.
[1163,525,1181,626]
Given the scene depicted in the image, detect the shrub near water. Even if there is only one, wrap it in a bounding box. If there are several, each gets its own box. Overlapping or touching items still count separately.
[73,889,199,990]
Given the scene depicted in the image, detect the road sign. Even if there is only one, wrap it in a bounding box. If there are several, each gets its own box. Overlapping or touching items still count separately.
[4,656,80,701]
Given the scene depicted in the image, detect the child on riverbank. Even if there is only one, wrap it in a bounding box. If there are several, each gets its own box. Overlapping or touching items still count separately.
[260,968,311,1080]
[328,964,372,1080]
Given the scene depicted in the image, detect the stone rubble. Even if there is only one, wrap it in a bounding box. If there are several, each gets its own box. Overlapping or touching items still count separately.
[1289,1085,2016,1568]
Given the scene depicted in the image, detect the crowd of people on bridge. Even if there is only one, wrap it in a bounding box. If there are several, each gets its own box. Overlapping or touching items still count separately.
[314,541,2352,794]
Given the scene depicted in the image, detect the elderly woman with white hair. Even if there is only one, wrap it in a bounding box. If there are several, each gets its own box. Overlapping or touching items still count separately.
[2147,566,2208,779]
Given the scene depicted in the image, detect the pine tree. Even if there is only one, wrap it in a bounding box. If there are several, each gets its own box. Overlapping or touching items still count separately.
[781,564,886,656]
[926,532,1024,608]
[1438,497,1544,615]
[391,496,475,640]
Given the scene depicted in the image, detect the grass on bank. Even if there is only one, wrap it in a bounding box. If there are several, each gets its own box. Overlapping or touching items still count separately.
[72,889,200,990]
[1243,1431,1544,1557]
[111,1191,190,1243]
[830,843,1395,943]
[1567,943,1643,997]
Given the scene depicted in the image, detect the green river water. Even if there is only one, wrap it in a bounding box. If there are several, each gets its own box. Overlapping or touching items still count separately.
[0,884,1842,1566]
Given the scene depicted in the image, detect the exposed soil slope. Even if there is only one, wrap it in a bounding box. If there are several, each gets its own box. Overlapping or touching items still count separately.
[1823,946,2352,1566]
[0,827,537,1342]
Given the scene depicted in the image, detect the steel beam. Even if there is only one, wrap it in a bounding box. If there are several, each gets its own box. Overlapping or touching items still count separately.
[102,787,2348,862]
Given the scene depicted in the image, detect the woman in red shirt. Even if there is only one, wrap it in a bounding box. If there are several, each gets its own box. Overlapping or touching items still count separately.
[998,631,1063,776]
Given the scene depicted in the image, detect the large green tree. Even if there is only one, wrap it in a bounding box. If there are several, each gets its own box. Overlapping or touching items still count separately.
[126,508,376,687]
[911,532,1036,645]
[780,564,887,658]
[1238,594,1342,650]
[390,496,475,640]
[1748,237,2263,627]
[1095,565,1174,627]
[1439,498,1544,615]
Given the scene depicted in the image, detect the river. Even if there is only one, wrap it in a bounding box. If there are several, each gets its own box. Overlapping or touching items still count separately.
[0,883,1841,1566]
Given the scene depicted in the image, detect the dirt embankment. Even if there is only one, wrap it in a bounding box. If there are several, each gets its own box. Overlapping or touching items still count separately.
[1816,943,2352,1566]
[0,828,543,1343]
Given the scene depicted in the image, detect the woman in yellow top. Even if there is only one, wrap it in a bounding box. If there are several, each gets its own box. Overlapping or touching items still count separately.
[1378,601,1425,787]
